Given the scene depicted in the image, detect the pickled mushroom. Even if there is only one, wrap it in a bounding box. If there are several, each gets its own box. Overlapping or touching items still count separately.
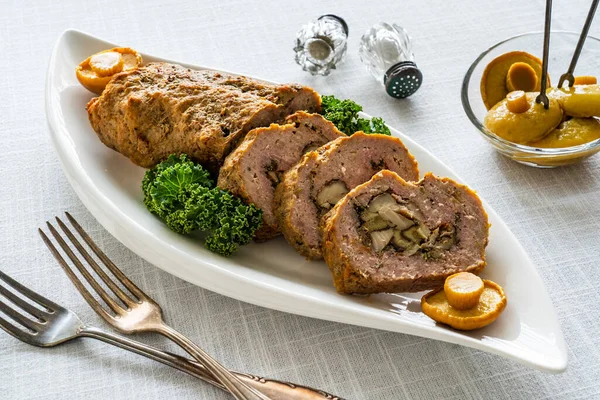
[505,90,530,114]
[89,51,124,77]
[421,274,507,330]
[529,118,600,148]
[480,51,600,152]
[506,62,538,92]
[484,92,563,143]
[573,76,597,85]
[443,272,485,310]
[549,85,600,118]
[480,51,548,109]
[76,47,143,95]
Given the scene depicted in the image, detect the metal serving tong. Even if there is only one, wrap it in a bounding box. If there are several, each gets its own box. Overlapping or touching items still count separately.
[537,0,600,108]
[558,0,600,88]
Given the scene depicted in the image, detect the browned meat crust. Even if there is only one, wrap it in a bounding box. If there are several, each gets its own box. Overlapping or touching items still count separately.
[218,112,344,241]
[321,170,489,295]
[86,62,321,172]
[274,133,419,260]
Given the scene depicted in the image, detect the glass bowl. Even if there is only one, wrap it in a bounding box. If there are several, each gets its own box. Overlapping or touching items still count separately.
[462,31,600,168]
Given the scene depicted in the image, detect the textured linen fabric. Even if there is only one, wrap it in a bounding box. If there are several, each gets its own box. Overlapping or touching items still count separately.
[1,0,600,399]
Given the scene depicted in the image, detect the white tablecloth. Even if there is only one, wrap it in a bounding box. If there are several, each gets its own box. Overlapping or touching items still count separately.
[1,0,599,398]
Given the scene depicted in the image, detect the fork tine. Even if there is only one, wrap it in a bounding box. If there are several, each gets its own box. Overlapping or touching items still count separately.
[0,284,47,320]
[0,314,37,344]
[45,221,123,314]
[65,212,146,300]
[39,228,117,323]
[0,298,42,332]
[55,217,135,307]
[0,269,59,311]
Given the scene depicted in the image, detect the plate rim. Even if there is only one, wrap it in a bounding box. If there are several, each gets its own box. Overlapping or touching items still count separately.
[45,28,568,373]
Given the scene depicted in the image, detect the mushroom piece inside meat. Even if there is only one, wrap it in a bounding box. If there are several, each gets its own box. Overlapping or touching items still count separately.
[402,225,427,243]
[370,229,394,253]
[316,181,349,209]
[267,170,281,185]
[392,230,413,249]
[360,193,457,257]
[363,216,390,232]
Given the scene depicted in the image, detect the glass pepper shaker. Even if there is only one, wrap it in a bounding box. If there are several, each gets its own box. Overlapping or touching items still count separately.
[359,23,423,99]
[294,14,349,76]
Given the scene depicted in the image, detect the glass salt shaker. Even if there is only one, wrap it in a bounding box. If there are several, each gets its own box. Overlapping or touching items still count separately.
[294,14,349,76]
[359,23,423,99]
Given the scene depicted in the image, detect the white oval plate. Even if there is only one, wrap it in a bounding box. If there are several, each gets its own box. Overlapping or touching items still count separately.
[46,29,567,373]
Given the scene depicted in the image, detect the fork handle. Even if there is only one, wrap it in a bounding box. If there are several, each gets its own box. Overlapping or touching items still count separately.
[156,324,272,400]
[79,326,341,400]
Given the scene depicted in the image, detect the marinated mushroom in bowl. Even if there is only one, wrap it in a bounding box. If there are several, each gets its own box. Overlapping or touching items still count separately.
[483,83,600,148]
[484,90,563,144]
[480,51,549,110]
[462,32,600,167]
[481,51,600,149]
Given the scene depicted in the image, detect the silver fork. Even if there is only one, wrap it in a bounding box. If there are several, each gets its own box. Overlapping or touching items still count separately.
[0,270,342,400]
[39,213,269,400]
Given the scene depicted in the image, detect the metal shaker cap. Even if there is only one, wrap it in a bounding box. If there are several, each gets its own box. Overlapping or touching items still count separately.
[384,61,423,99]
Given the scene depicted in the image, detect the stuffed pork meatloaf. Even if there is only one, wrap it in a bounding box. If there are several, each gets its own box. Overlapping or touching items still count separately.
[86,62,321,172]
[217,112,344,240]
[274,132,419,260]
[321,170,489,295]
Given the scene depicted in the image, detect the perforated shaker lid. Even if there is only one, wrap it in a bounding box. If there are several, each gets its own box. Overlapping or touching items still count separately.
[384,61,423,99]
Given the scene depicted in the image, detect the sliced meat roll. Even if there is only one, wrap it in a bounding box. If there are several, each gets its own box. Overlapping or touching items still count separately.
[321,170,489,294]
[274,132,419,259]
[217,112,344,240]
[87,62,321,172]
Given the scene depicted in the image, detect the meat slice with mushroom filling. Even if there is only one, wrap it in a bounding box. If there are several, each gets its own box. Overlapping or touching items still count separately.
[274,133,419,259]
[217,112,344,240]
[321,170,489,295]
